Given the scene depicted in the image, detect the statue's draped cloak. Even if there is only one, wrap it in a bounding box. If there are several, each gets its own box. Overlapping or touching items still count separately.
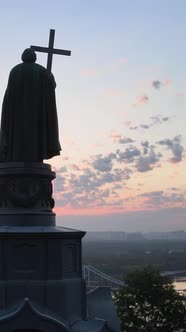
[0,62,61,161]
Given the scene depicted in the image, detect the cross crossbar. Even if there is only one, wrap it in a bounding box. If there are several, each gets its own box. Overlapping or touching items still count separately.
[31,29,71,73]
[30,46,71,56]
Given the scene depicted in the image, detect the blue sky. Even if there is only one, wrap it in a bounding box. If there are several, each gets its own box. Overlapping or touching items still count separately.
[0,0,185,231]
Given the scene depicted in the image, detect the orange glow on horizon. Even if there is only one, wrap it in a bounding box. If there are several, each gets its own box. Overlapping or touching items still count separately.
[53,202,178,217]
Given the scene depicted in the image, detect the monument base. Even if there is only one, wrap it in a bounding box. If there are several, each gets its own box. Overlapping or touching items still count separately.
[0,162,56,226]
[0,226,86,322]
[0,163,118,331]
[0,225,111,331]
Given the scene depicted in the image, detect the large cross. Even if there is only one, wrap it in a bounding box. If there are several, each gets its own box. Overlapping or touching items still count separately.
[30,29,71,73]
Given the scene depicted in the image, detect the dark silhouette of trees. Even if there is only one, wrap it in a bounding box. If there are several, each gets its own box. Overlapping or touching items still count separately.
[114,266,186,331]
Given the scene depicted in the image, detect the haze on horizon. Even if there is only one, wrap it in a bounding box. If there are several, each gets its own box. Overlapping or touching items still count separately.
[57,207,186,232]
[0,0,185,232]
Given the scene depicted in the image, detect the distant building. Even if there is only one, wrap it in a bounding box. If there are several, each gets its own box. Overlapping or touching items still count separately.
[144,230,186,241]
[83,230,186,242]
[84,232,127,241]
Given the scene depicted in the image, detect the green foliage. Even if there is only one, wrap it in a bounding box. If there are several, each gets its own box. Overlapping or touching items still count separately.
[114,266,186,332]
[83,239,186,278]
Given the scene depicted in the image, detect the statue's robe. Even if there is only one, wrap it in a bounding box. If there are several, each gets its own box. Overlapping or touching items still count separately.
[0,62,61,162]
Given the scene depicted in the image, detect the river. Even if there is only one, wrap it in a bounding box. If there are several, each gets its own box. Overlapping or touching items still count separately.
[174,277,186,291]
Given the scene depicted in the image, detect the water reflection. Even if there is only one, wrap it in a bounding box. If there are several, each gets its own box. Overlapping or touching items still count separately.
[174,277,186,291]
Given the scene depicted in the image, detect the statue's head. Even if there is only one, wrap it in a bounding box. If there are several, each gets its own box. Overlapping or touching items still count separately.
[22,48,37,63]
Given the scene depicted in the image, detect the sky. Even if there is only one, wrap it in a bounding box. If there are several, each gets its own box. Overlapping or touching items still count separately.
[0,0,185,231]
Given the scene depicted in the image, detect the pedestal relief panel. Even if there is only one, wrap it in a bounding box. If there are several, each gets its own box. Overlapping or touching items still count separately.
[0,163,56,226]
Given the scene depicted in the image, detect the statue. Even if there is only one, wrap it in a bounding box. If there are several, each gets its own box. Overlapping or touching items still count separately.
[0,48,61,162]
[0,29,71,163]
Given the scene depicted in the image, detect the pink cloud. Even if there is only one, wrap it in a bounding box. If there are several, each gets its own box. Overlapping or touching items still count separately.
[123,121,132,127]
[62,155,69,161]
[163,79,170,86]
[132,94,149,107]
[110,132,121,143]
[70,164,80,171]
[110,130,121,143]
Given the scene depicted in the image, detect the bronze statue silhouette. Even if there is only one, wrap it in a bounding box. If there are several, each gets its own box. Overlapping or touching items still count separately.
[0,30,71,162]
[0,48,61,162]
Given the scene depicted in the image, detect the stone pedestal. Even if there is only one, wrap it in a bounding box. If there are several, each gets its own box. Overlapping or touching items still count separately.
[0,163,115,331]
[0,226,87,322]
[0,162,55,226]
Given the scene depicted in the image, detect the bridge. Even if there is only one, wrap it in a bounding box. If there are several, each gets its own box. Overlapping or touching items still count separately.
[83,265,124,290]
[83,265,186,291]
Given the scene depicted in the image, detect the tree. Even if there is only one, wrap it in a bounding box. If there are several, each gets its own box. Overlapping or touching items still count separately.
[114,266,186,332]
